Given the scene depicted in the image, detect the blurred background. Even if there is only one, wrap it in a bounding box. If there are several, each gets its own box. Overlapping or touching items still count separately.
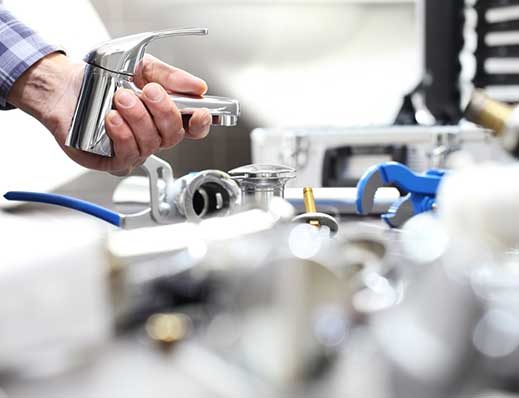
[90,0,419,174]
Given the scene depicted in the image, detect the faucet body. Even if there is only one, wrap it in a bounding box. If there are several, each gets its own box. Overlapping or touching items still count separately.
[67,65,122,156]
[66,28,240,157]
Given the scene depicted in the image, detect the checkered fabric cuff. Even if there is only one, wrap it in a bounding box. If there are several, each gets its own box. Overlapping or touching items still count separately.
[0,6,63,110]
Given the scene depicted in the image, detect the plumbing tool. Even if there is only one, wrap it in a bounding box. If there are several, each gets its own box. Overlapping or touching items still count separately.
[465,89,519,154]
[108,177,399,215]
[66,28,240,157]
[292,187,339,236]
[4,156,241,228]
[356,162,445,228]
[228,164,296,209]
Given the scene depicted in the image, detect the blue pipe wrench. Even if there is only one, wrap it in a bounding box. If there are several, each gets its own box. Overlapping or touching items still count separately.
[355,162,446,228]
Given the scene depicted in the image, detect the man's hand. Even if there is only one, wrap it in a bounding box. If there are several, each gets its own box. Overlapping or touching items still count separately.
[7,53,212,175]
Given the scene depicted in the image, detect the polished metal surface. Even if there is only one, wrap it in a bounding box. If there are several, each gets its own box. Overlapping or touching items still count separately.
[120,155,241,228]
[125,80,240,127]
[251,125,501,188]
[84,28,208,76]
[173,170,241,221]
[228,164,296,209]
[66,28,240,157]
[229,164,297,180]
[66,65,120,156]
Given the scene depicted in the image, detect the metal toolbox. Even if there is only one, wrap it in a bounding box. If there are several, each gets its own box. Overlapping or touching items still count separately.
[251,125,493,187]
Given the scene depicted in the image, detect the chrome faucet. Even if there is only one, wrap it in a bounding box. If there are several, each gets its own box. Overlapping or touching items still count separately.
[66,28,240,157]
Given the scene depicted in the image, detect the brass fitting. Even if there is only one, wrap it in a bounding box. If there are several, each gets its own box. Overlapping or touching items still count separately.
[303,187,320,227]
[145,313,192,347]
[465,90,514,137]
[293,187,339,236]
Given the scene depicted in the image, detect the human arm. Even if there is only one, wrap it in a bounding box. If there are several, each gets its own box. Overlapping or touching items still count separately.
[1,7,212,174]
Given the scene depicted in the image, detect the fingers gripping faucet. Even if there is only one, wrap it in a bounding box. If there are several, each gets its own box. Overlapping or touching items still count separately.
[66,28,240,157]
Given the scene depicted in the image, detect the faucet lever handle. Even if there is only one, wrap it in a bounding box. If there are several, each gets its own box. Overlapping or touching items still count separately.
[85,28,208,76]
[147,28,208,41]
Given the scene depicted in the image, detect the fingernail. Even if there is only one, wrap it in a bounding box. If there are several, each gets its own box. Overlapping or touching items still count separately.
[144,83,164,102]
[109,111,123,126]
[192,121,210,138]
[199,79,208,95]
[202,110,212,127]
[117,90,137,108]
[202,118,211,129]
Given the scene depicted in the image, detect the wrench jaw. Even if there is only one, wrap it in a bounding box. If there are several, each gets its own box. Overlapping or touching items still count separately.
[355,167,386,215]
[381,196,415,228]
[356,162,444,228]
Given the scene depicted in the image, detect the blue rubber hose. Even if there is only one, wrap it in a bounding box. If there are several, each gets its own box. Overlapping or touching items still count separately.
[4,191,122,227]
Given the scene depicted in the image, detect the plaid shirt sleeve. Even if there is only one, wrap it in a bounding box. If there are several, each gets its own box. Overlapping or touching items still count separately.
[0,6,62,109]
